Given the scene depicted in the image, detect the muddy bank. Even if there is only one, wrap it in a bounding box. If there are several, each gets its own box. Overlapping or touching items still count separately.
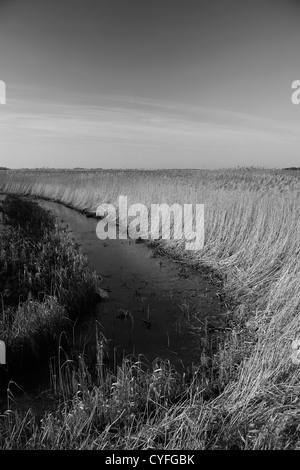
[0,195,100,407]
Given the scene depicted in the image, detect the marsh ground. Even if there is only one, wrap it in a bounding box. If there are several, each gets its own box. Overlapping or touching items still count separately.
[0,168,299,449]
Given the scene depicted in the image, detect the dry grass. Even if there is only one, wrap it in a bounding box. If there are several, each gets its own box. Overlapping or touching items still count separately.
[0,167,300,449]
[0,195,99,374]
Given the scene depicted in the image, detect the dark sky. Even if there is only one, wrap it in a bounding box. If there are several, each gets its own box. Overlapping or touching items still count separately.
[0,0,300,168]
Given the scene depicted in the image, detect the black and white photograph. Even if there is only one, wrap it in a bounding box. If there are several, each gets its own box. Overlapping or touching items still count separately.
[0,0,300,455]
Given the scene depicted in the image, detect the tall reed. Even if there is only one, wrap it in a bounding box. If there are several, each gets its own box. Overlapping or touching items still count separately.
[0,168,300,448]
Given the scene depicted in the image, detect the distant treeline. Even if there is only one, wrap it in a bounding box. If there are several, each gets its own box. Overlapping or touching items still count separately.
[283,167,300,170]
[0,167,9,170]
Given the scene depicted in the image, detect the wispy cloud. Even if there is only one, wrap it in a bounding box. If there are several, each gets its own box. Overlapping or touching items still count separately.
[1,93,299,168]
[1,95,297,146]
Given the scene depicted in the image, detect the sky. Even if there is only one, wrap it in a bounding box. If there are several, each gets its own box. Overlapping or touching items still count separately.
[0,0,300,169]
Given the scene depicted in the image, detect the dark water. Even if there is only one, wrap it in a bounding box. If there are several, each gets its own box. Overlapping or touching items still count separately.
[37,199,221,371]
